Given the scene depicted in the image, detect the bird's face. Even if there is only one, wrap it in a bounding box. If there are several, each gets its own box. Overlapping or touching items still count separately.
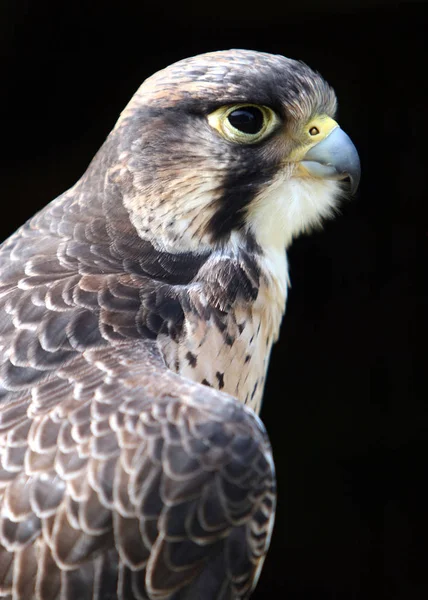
[114,50,360,255]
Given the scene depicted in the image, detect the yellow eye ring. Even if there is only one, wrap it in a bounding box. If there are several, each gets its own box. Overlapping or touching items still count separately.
[208,104,280,144]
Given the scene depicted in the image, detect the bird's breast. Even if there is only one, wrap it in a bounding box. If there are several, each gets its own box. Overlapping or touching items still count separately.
[159,275,287,414]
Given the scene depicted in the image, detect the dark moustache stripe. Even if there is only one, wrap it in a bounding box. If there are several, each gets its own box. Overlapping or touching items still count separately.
[208,160,278,240]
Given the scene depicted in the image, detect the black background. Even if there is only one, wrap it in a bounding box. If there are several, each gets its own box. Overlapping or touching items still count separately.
[1,1,427,598]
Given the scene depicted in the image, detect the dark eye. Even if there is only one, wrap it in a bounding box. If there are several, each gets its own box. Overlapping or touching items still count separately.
[208,103,278,144]
[227,106,264,134]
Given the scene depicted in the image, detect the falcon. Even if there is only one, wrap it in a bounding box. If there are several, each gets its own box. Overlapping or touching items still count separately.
[0,50,360,599]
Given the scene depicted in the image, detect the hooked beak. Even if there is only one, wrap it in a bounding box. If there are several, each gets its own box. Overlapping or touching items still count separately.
[300,126,361,194]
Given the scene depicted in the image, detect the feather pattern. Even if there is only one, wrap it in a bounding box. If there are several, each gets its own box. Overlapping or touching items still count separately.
[0,156,276,598]
[0,339,275,599]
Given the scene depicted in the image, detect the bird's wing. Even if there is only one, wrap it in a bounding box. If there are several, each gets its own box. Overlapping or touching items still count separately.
[0,136,274,599]
[0,303,275,600]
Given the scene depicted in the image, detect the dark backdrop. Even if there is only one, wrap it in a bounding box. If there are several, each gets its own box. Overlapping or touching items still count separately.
[1,2,427,598]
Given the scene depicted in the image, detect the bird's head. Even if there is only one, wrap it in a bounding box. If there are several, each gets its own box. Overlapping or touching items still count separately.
[109,49,360,255]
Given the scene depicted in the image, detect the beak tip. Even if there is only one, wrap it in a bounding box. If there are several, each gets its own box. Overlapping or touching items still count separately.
[351,174,360,195]
[346,160,361,195]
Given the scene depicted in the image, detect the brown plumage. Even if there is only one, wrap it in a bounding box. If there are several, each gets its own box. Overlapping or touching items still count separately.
[0,50,359,599]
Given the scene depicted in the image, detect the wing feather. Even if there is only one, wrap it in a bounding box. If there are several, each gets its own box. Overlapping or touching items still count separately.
[0,160,275,599]
[0,338,275,599]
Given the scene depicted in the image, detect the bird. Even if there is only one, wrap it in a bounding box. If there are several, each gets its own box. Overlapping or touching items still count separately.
[0,49,360,599]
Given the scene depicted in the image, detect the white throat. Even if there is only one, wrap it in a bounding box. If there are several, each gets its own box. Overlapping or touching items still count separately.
[245,175,343,335]
[248,175,342,251]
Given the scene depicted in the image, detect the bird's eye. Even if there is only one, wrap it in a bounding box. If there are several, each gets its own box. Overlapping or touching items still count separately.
[227,107,264,135]
[207,104,280,144]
